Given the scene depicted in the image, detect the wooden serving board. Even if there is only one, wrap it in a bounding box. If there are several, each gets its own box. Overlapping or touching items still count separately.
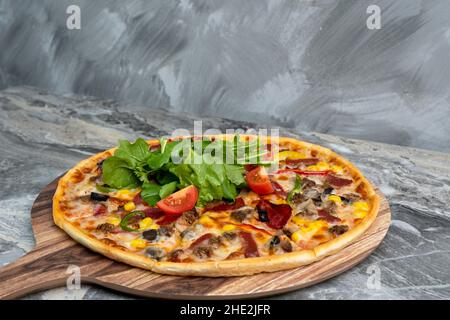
[0,178,391,300]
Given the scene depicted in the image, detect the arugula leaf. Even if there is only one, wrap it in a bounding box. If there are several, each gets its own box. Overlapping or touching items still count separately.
[167,149,244,206]
[224,164,246,186]
[133,162,151,183]
[114,138,151,168]
[102,138,152,187]
[287,175,302,204]
[140,182,161,206]
[141,180,178,206]
[95,184,117,193]
[147,141,180,170]
[159,181,178,199]
[102,156,139,189]
[221,178,238,200]
[101,135,253,207]
[156,171,178,185]
[160,137,168,153]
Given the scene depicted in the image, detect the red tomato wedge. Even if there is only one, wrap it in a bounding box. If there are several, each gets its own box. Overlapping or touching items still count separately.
[156,185,198,215]
[245,167,274,195]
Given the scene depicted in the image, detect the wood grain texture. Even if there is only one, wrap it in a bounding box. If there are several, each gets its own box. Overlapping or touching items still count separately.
[0,178,391,300]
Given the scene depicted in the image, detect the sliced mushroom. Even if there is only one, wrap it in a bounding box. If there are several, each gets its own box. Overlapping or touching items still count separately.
[341,192,361,203]
[302,188,321,200]
[230,207,255,223]
[145,247,165,260]
[294,199,318,216]
[222,232,237,241]
[329,225,349,236]
[193,246,212,259]
[322,200,338,215]
[180,209,199,225]
[167,249,184,262]
[96,223,115,232]
[280,239,293,252]
[208,236,223,249]
[158,225,175,237]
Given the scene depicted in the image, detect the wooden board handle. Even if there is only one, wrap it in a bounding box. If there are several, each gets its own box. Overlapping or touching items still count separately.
[0,249,68,299]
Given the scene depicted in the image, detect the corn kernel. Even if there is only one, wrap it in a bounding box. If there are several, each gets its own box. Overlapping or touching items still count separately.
[139,217,153,230]
[353,201,369,211]
[116,189,131,196]
[106,216,121,226]
[306,162,330,171]
[222,224,236,232]
[354,210,368,219]
[130,238,147,249]
[328,195,342,204]
[115,189,139,201]
[278,151,306,161]
[291,231,302,242]
[301,221,327,233]
[267,197,287,205]
[331,165,343,174]
[316,161,330,171]
[291,215,308,226]
[199,215,213,225]
[124,202,136,212]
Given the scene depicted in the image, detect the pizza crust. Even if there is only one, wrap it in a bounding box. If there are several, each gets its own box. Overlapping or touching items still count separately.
[53,135,380,276]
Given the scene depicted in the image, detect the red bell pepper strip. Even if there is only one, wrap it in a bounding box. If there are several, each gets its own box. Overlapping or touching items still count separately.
[276,169,331,176]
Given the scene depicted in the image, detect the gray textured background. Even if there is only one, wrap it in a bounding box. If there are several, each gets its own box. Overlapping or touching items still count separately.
[0,0,449,152]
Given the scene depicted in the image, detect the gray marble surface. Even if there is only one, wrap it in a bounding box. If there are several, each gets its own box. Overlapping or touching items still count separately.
[1,0,450,152]
[0,86,449,300]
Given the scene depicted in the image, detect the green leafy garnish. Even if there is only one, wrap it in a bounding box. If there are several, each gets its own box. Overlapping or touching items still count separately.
[114,138,151,167]
[140,182,161,206]
[140,181,178,206]
[147,141,180,170]
[159,181,178,199]
[102,157,139,189]
[100,135,274,207]
[95,184,117,193]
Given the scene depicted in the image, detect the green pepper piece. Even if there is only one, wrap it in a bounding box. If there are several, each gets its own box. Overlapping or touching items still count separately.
[120,211,146,232]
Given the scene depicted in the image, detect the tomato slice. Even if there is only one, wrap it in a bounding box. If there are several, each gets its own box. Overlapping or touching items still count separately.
[156,185,198,215]
[245,167,274,195]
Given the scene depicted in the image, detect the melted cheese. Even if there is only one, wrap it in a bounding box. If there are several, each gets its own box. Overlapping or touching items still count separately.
[60,139,371,263]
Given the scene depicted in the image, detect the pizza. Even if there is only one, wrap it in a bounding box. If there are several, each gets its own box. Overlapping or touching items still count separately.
[53,135,380,276]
